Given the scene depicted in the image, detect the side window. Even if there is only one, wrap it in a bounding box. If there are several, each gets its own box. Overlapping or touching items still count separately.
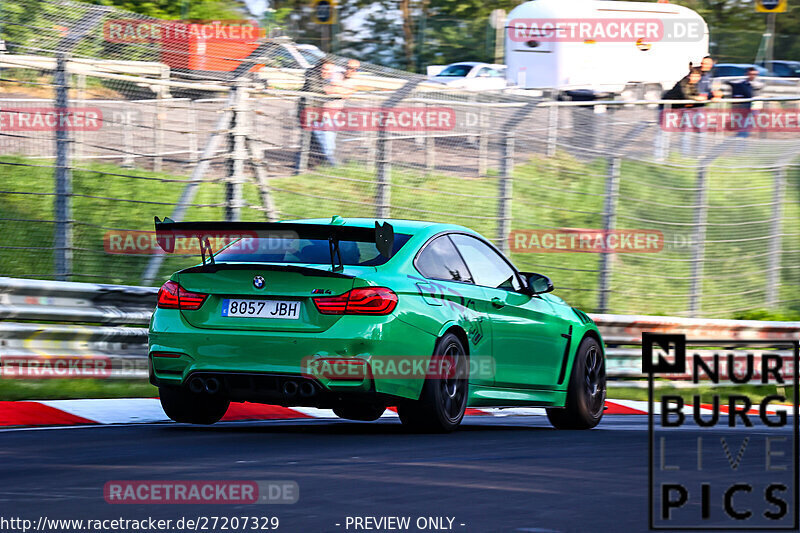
[415,236,473,283]
[450,234,520,291]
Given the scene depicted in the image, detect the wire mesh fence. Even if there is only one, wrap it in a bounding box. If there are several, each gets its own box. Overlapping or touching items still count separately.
[1,0,799,319]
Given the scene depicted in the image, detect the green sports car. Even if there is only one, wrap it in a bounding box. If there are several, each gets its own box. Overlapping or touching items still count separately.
[149,216,606,432]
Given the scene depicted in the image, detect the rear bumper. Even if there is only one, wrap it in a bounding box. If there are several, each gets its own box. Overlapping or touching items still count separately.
[149,309,436,401]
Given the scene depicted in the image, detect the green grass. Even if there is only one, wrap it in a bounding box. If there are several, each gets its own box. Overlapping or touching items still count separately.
[0,379,157,401]
[1,150,799,317]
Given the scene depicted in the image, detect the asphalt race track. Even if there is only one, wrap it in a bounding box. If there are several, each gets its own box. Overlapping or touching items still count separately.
[0,415,794,533]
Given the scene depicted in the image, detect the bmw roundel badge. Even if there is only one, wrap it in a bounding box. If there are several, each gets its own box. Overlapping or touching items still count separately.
[253,275,265,289]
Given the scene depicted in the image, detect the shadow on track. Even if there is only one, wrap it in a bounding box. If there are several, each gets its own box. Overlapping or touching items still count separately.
[156,417,561,436]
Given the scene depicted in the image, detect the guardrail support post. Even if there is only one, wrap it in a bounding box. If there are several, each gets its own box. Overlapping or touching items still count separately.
[425,133,435,175]
[766,166,786,309]
[375,127,391,219]
[225,79,248,222]
[153,90,164,172]
[122,107,135,168]
[497,131,514,253]
[188,100,198,163]
[54,53,73,282]
[546,104,558,157]
[688,166,708,317]
[478,105,488,176]
[597,157,621,313]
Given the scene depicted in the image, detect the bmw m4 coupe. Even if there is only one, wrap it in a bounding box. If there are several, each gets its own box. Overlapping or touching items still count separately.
[149,217,606,432]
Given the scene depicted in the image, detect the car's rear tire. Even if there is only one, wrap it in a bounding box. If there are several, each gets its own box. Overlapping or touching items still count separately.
[546,336,606,430]
[397,332,468,433]
[159,386,230,425]
[333,404,386,421]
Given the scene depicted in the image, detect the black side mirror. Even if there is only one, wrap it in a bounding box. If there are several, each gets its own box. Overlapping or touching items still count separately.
[522,272,554,295]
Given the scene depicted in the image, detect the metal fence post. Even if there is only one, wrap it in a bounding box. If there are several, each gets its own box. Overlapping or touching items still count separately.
[655,103,671,161]
[225,79,248,222]
[546,104,558,157]
[375,126,391,219]
[296,128,311,174]
[688,166,708,317]
[54,53,72,281]
[497,131,514,253]
[766,166,786,309]
[597,157,621,313]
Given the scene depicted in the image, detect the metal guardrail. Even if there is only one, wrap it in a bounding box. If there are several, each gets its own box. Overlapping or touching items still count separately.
[0,277,155,377]
[0,277,797,380]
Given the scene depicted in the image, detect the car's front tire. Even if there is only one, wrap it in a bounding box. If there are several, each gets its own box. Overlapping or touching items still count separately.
[546,336,606,429]
[397,332,468,433]
[159,386,230,425]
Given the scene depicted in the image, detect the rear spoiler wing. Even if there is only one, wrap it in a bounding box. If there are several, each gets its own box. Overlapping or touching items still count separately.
[154,217,395,271]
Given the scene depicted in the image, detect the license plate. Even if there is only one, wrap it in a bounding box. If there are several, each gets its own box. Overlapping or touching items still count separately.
[221,299,300,319]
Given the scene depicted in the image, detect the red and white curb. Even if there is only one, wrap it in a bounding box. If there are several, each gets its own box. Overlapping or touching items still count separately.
[0,399,791,428]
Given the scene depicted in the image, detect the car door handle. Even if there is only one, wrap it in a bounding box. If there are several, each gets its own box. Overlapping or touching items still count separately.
[491,297,505,309]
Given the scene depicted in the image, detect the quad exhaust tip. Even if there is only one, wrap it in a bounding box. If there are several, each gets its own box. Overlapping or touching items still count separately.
[188,376,221,395]
[282,380,298,396]
[188,376,205,394]
[204,377,220,394]
[299,381,316,397]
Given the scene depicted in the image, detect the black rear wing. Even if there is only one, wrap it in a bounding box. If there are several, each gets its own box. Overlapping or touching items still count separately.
[154,217,395,271]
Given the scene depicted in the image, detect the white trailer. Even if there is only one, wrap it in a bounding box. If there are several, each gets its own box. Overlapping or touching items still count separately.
[505,0,709,96]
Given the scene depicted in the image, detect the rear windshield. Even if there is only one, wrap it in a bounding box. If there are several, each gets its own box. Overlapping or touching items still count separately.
[214,234,412,266]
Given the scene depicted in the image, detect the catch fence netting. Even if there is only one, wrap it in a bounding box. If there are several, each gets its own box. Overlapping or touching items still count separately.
[1,0,799,318]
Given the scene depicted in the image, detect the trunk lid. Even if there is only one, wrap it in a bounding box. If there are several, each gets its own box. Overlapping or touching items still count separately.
[176,264,367,332]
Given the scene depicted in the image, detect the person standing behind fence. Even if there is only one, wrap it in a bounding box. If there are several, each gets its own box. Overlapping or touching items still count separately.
[662,67,706,107]
[730,67,760,138]
[295,57,353,170]
[698,56,724,101]
[659,68,707,137]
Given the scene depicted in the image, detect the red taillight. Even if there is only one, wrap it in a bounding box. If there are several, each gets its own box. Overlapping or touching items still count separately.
[150,351,184,358]
[157,280,208,311]
[157,281,180,309]
[313,287,397,315]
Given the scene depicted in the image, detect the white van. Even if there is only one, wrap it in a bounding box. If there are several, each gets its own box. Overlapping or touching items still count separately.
[505,0,709,96]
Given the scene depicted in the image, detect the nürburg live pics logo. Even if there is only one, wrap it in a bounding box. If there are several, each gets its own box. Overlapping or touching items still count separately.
[645,333,799,530]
